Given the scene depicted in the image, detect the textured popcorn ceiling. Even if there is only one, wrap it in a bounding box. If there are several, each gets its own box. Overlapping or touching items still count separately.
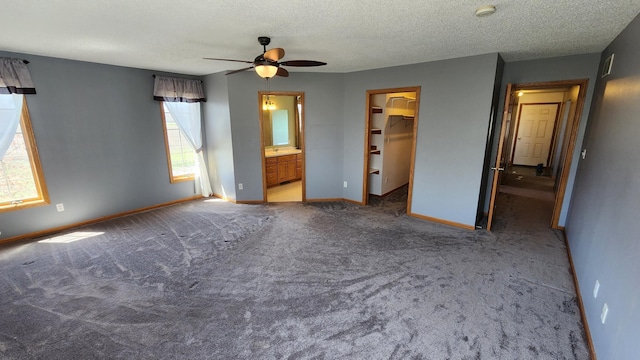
[2,0,640,75]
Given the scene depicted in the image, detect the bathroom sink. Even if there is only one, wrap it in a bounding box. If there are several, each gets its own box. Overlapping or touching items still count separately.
[265,148,302,157]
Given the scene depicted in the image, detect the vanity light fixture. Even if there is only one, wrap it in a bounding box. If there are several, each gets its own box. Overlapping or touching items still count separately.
[263,96,276,111]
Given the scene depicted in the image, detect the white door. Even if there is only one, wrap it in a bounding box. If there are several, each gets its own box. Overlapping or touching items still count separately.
[512,104,558,166]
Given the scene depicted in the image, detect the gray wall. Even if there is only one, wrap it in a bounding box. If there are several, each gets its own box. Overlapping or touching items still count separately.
[483,53,601,225]
[0,51,199,239]
[224,72,345,201]
[202,72,236,200]
[565,14,640,359]
[343,54,500,227]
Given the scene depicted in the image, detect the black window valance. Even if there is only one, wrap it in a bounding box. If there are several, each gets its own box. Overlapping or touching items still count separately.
[153,76,205,103]
[0,58,36,95]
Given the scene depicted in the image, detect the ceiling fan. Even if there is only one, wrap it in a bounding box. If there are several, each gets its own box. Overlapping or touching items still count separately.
[204,36,327,78]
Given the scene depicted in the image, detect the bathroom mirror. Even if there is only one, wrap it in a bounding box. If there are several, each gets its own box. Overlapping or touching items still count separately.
[271,109,290,145]
[260,93,302,149]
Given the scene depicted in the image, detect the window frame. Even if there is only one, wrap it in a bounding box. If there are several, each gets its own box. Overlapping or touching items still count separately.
[159,102,196,183]
[0,96,50,212]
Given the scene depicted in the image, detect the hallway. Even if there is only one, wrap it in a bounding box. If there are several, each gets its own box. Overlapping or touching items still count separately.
[491,191,557,232]
[499,165,556,202]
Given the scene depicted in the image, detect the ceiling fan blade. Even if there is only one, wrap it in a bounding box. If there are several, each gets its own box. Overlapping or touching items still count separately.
[203,57,253,64]
[279,60,327,67]
[225,66,253,76]
[264,48,285,61]
[276,67,289,77]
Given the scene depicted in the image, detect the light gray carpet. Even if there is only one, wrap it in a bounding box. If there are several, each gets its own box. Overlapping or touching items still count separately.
[503,166,555,193]
[0,192,589,359]
[499,185,555,202]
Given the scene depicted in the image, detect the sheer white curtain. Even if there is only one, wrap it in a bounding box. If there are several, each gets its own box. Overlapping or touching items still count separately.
[1,58,35,158]
[0,94,24,159]
[164,101,212,197]
[153,76,212,197]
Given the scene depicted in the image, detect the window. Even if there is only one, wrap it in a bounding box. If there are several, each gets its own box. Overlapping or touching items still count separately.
[160,102,196,182]
[0,95,49,211]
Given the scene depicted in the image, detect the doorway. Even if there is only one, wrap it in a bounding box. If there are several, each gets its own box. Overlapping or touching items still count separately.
[258,91,305,203]
[362,87,421,214]
[486,80,588,230]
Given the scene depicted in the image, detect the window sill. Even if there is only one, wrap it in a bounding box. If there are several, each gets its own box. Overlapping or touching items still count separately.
[170,175,195,184]
[0,199,50,213]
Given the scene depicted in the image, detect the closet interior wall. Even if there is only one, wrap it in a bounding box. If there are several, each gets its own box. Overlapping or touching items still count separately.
[368,92,416,196]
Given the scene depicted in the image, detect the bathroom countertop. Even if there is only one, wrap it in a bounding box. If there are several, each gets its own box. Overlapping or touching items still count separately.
[265,148,302,158]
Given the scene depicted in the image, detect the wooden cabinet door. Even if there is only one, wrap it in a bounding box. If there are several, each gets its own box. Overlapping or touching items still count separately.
[265,159,279,187]
[296,160,303,179]
[277,162,288,182]
[266,163,278,186]
[295,154,303,180]
[267,173,278,186]
[286,161,297,180]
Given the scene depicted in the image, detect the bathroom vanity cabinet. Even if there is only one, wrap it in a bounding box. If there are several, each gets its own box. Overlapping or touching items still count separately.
[266,153,303,187]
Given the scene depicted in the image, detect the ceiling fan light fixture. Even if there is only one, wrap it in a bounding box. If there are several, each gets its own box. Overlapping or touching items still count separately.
[475,5,496,17]
[205,37,326,78]
[255,65,278,78]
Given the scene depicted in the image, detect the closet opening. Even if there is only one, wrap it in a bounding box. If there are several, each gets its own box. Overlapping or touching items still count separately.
[362,87,421,213]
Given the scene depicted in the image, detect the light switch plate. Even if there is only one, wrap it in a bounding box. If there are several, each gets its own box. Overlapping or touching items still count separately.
[601,303,609,324]
[602,54,614,78]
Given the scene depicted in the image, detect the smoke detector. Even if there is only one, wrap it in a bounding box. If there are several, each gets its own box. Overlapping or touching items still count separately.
[475,5,496,17]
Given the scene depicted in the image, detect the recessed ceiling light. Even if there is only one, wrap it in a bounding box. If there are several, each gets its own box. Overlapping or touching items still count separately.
[475,5,496,17]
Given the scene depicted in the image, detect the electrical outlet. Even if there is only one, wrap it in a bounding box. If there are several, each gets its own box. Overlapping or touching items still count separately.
[238,183,243,190]
[343,181,348,188]
[601,303,609,324]
[593,280,600,298]
[56,203,64,212]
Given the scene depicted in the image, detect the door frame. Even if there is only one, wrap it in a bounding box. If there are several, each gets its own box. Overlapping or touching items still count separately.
[362,86,421,215]
[486,79,589,230]
[258,91,306,203]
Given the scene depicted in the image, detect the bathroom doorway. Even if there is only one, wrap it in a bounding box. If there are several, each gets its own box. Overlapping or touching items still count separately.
[258,91,305,202]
